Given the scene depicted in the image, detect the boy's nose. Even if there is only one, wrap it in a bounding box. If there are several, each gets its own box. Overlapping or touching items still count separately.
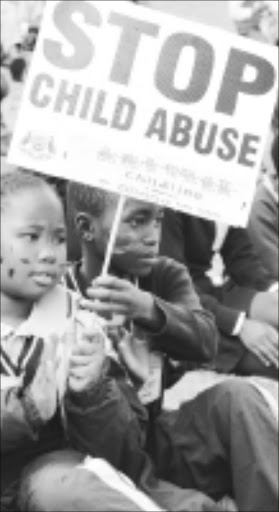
[143,228,160,247]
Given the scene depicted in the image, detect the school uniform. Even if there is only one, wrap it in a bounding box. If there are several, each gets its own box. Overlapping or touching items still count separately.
[160,211,276,373]
[66,257,279,511]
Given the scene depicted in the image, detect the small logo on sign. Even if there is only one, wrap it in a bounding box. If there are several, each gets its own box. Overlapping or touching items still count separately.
[20,132,56,160]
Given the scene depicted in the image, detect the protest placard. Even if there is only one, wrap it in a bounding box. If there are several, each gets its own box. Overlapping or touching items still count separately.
[8,0,278,226]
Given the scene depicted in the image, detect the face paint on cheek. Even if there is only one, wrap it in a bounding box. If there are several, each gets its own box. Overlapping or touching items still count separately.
[113,233,134,253]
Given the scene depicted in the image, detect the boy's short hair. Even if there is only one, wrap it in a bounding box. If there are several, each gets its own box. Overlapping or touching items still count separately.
[67,180,115,218]
[1,165,55,211]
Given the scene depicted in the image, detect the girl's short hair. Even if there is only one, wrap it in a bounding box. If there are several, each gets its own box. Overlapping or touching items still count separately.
[1,165,58,211]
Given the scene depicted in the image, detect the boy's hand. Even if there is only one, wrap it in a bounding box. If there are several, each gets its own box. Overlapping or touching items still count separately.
[82,275,162,330]
[239,319,279,368]
[68,329,106,393]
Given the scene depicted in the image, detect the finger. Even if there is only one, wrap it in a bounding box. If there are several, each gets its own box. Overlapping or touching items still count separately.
[91,275,129,290]
[79,297,99,312]
[265,344,279,365]
[265,338,279,360]
[262,333,279,361]
[85,288,126,304]
[253,347,272,367]
[266,329,279,348]
[260,343,279,368]
[85,287,113,302]
[106,315,126,329]
[83,301,127,316]
[79,297,126,312]
[263,350,278,368]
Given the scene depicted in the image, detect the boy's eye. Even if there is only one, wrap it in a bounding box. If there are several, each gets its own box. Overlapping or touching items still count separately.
[128,216,147,228]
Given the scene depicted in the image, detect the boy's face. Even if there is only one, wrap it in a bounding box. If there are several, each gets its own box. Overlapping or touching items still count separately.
[93,198,163,276]
[1,186,67,302]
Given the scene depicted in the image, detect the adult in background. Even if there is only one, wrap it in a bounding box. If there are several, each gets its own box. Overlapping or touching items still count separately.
[160,210,278,380]
[248,133,278,281]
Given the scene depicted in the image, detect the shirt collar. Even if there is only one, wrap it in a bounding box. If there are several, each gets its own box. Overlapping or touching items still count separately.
[1,285,77,340]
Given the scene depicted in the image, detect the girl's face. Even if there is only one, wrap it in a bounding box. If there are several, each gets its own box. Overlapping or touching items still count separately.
[1,185,67,302]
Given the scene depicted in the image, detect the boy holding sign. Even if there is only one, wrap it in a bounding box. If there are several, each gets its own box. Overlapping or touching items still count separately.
[66,181,278,511]
[66,183,218,388]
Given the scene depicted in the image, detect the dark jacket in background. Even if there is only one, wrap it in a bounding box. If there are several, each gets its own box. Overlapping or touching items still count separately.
[248,181,278,281]
[160,211,274,371]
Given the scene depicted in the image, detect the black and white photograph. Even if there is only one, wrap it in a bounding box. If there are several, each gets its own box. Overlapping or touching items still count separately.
[1,1,278,511]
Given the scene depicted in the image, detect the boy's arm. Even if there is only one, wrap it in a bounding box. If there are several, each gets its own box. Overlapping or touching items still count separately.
[85,262,219,363]
[196,285,255,336]
[138,259,219,362]
[248,195,279,281]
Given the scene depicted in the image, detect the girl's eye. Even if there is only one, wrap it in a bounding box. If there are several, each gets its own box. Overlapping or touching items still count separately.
[56,234,66,245]
[22,233,39,242]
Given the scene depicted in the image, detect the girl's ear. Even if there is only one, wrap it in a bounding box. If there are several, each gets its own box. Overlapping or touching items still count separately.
[75,212,95,242]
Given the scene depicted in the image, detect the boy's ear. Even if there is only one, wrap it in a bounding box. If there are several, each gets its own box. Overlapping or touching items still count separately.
[75,212,95,242]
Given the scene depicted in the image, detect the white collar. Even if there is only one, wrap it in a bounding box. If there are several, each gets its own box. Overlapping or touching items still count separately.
[1,285,78,340]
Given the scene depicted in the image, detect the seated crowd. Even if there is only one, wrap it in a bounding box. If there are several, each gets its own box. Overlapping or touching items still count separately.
[1,5,278,512]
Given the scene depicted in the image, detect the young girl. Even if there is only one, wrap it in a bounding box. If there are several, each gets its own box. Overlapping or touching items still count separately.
[0,166,162,512]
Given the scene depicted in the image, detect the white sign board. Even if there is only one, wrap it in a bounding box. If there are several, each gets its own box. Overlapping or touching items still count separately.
[8,0,278,226]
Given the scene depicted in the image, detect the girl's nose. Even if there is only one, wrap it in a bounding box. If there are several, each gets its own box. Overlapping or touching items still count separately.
[38,244,57,263]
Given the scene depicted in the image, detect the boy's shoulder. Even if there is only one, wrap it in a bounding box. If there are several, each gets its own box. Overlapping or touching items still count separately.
[151,255,189,275]
[145,256,191,292]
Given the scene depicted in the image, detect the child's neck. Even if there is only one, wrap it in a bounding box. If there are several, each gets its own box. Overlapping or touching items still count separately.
[1,292,33,329]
